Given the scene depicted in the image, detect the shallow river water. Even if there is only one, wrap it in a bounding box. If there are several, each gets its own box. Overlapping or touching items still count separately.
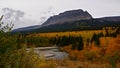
[27,46,68,60]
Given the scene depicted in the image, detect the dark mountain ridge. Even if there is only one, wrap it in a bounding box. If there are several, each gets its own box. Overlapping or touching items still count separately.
[12,9,120,34]
[98,16,120,21]
[42,9,93,25]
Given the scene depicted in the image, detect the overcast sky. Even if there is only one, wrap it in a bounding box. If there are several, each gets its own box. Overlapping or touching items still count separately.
[0,0,120,29]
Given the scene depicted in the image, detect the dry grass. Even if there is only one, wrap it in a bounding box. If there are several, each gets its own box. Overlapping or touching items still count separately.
[27,30,102,38]
[56,59,120,68]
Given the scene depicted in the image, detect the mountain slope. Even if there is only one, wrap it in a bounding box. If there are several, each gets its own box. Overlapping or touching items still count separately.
[12,18,120,34]
[98,16,120,21]
[42,9,93,26]
[12,9,120,34]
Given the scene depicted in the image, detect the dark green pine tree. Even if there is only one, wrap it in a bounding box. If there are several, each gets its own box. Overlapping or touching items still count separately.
[91,33,100,47]
[91,33,97,43]
[105,28,109,36]
[95,35,100,47]
[77,36,84,50]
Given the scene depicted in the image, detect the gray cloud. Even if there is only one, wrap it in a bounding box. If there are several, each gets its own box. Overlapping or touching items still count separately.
[39,6,54,24]
[47,6,53,13]
[2,8,25,21]
[40,17,47,23]
[42,6,53,15]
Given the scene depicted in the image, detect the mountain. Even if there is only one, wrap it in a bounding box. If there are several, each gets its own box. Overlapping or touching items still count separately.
[12,9,120,34]
[12,9,93,33]
[42,9,93,26]
[98,16,120,21]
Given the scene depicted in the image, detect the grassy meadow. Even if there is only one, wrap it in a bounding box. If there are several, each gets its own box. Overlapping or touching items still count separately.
[27,30,102,38]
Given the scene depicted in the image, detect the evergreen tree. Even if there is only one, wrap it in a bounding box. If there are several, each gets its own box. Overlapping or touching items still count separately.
[95,35,100,46]
[77,36,84,50]
[105,28,109,36]
[116,26,120,34]
[91,33,97,43]
[91,33,100,47]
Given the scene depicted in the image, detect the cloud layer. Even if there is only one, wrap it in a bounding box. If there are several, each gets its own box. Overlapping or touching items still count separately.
[0,7,51,29]
[2,8,25,21]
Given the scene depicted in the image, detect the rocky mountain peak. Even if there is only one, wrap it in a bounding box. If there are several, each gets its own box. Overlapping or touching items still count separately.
[42,9,93,25]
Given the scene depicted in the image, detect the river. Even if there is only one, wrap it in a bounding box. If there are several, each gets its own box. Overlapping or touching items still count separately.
[26,46,68,60]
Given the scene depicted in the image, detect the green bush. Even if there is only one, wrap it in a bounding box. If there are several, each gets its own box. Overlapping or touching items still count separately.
[0,15,56,68]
